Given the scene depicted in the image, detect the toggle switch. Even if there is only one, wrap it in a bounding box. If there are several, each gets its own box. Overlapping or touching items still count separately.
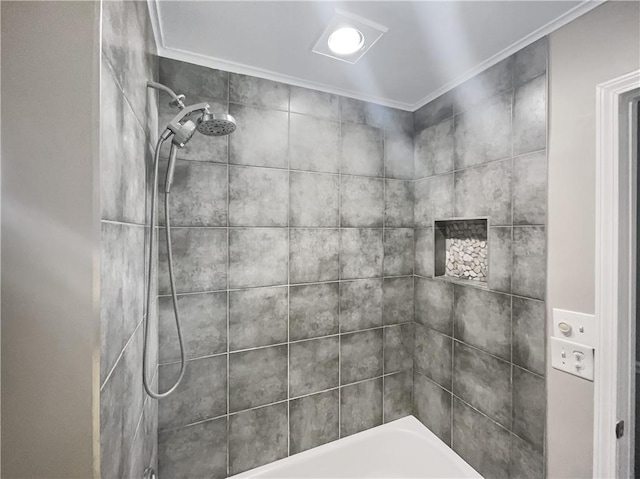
[551,337,594,381]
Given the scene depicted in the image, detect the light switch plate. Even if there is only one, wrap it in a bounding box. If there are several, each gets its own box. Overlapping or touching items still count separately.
[551,336,595,381]
[552,308,596,347]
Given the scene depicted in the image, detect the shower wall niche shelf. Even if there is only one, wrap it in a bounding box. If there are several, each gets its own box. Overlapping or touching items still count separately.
[434,218,488,285]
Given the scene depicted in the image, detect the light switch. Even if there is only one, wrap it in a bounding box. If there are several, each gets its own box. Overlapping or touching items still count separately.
[552,308,596,347]
[551,336,594,381]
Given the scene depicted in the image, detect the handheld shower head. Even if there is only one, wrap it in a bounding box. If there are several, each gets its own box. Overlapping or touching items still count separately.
[196,113,237,136]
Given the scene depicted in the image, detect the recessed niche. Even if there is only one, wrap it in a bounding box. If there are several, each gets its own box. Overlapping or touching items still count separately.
[435,219,488,284]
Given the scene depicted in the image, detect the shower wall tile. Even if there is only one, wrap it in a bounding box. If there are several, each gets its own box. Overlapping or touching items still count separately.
[158,160,228,227]
[158,355,227,429]
[512,297,546,376]
[513,75,546,156]
[453,342,511,428]
[158,97,230,164]
[289,390,340,454]
[289,283,340,341]
[384,180,414,227]
[454,159,513,225]
[340,97,388,129]
[100,223,126,382]
[158,418,228,479]
[340,329,384,384]
[384,323,413,373]
[412,44,547,479]
[514,37,548,86]
[453,92,512,169]
[229,103,288,168]
[383,228,414,276]
[413,372,452,445]
[289,228,339,284]
[103,0,158,134]
[289,86,340,120]
[230,73,290,111]
[289,337,339,397]
[512,226,546,300]
[382,276,414,325]
[100,59,147,224]
[339,279,383,333]
[122,328,145,448]
[159,292,227,363]
[414,277,453,335]
[229,166,288,227]
[386,108,414,134]
[510,434,545,479]
[340,176,384,227]
[340,378,383,437]
[102,3,158,476]
[290,172,340,227]
[229,346,288,412]
[383,371,412,422]
[101,358,124,479]
[229,228,288,288]
[158,227,227,294]
[452,398,511,479]
[414,118,454,178]
[413,90,454,132]
[513,151,547,225]
[512,367,545,451]
[414,228,434,278]
[452,57,513,114]
[228,403,288,475]
[289,114,340,173]
[454,286,511,360]
[488,227,513,293]
[413,323,452,389]
[159,58,228,102]
[340,122,384,177]
[339,228,383,279]
[384,129,414,180]
[229,286,288,351]
[414,174,454,227]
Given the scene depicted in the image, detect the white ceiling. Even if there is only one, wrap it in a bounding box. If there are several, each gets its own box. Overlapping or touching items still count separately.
[150,0,601,110]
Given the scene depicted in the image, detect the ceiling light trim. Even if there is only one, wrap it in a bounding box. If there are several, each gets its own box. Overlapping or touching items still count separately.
[312,9,388,64]
[147,0,605,113]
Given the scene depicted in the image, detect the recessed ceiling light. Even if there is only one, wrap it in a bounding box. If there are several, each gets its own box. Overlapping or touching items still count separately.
[327,27,365,56]
[312,9,388,64]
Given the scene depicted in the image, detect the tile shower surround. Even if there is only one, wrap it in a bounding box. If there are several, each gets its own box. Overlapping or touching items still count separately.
[156,57,415,478]
[413,38,548,479]
[150,39,547,478]
[99,0,159,478]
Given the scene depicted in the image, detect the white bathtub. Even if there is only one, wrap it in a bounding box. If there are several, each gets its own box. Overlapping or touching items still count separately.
[231,415,482,478]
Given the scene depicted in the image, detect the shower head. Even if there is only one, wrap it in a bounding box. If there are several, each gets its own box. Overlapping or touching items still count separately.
[196,113,237,136]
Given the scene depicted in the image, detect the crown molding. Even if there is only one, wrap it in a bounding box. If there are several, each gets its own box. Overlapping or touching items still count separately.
[411,0,605,110]
[147,0,604,113]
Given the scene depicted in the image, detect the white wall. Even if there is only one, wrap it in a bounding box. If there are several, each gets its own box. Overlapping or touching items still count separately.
[0,2,101,477]
[547,2,640,477]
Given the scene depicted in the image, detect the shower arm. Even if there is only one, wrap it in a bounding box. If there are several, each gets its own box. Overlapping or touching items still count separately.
[147,80,186,110]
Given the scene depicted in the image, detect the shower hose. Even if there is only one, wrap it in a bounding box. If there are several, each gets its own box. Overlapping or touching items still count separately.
[142,134,186,399]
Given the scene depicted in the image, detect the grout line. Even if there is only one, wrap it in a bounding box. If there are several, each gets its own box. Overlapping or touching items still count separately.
[157,322,415,366]
[157,372,408,434]
[286,95,291,459]
[156,274,415,298]
[226,73,231,479]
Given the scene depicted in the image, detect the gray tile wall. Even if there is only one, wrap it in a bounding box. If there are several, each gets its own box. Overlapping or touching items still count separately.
[100,1,159,477]
[412,38,548,479]
[156,59,415,478]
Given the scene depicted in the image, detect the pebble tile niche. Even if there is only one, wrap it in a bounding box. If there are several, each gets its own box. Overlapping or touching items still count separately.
[434,219,488,283]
